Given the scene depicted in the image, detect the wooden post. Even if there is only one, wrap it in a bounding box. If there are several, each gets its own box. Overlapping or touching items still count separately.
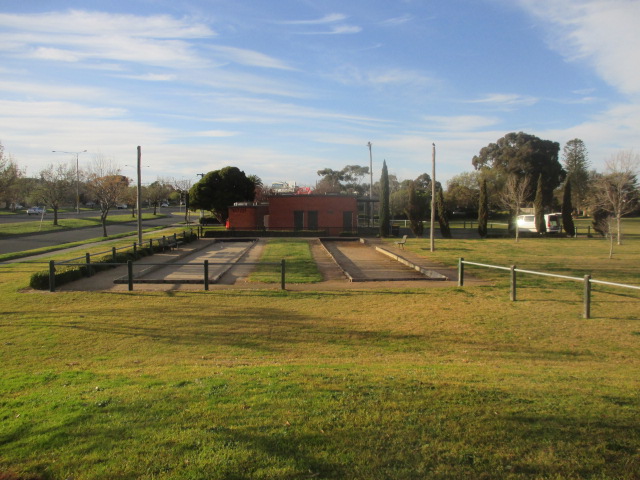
[281,259,286,290]
[133,241,137,256]
[85,252,92,277]
[127,260,133,291]
[204,260,209,291]
[584,275,591,319]
[510,265,517,301]
[112,246,117,262]
[458,257,464,287]
[49,260,56,292]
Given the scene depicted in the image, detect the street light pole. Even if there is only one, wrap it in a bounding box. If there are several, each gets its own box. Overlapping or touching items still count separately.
[430,143,436,252]
[367,142,373,227]
[137,146,143,245]
[52,149,87,214]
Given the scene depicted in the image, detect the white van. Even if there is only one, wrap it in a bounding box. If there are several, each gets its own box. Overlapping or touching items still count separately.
[517,213,561,233]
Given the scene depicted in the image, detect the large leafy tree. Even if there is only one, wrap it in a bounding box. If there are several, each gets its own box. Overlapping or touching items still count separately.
[315,165,369,195]
[472,132,564,208]
[562,138,590,214]
[189,166,255,223]
[0,141,22,208]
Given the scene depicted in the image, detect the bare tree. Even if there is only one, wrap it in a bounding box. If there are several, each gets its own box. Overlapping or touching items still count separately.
[173,178,192,223]
[0,142,23,209]
[501,174,531,242]
[38,162,76,225]
[590,150,639,246]
[85,156,129,237]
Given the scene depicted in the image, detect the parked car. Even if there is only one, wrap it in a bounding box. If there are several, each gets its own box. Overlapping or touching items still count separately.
[26,206,45,215]
[160,202,169,207]
[116,204,127,209]
[517,213,561,233]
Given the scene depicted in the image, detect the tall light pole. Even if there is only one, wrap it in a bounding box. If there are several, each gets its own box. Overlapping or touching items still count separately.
[52,149,87,214]
[136,146,143,245]
[367,142,373,227]
[430,143,436,252]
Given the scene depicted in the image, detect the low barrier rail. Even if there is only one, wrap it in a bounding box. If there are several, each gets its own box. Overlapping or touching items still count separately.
[47,259,286,292]
[457,258,639,319]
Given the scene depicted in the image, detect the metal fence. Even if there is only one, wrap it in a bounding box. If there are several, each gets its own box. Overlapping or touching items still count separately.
[457,257,639,319]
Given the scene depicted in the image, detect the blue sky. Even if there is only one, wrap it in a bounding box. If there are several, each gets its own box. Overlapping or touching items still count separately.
[0,0,638,188]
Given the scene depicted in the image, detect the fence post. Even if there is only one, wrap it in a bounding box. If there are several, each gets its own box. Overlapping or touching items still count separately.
[85,252,92,277]
[127,260,133,291]
[49,260,56,292]
[133,242,137,256]
[112,247,117,262]
[510,265,517,301]
[584,275,591,319]
[458,258,464,287]
[281,259,286,290]
[204,260,209,291]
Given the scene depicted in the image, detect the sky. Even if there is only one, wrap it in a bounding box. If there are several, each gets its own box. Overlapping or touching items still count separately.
[0,0,638,189]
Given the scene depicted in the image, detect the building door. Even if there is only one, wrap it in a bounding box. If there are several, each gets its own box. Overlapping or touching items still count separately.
[308,211,318,230]
[342,211,353,232]
[293,210,304,231]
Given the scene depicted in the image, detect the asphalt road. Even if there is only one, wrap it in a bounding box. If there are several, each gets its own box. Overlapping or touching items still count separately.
[0,209,195,255]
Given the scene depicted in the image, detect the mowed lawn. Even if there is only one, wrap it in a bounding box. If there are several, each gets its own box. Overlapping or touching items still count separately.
[0,222,639,479]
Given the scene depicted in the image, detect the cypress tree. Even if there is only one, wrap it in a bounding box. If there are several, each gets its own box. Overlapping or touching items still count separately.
[478,178,488,238]
[379,160,390,237]
[435,183,452,239]
[562,175,576,237]
[534,173,546,234]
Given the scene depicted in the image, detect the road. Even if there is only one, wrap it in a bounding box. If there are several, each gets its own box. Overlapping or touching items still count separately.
[0,208,195,255]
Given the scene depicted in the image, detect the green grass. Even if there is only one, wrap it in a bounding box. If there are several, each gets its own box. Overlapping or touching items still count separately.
[0,213,164,237]
[0,222,639,479]
[249,238,323,283]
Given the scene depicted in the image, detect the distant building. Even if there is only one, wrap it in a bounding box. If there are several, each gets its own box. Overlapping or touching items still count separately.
[228,194,358,235]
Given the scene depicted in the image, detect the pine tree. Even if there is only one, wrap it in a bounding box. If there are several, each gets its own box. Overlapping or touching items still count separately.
[562,139,590,214]
[379,160,390,237]
[561,176,576,237]
[477,178,488,238]
[534,173,546,234]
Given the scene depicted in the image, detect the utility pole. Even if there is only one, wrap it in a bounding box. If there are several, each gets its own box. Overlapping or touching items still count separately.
[430,143,436,252]
[52,149,87,214]
[136,146,142,245]
[367,142,373,227]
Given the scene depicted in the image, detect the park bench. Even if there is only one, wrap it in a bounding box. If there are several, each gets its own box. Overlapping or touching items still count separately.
[395,234,407,249]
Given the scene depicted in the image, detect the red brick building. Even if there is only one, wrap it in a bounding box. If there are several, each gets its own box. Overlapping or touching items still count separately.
[228,194,358,235]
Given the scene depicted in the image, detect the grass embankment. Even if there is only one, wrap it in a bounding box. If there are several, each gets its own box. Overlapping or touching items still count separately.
[0,213,162,237]
[0,225,639,479]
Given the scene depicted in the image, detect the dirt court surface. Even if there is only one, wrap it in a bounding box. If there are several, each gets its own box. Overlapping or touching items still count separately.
[55,238,488,292]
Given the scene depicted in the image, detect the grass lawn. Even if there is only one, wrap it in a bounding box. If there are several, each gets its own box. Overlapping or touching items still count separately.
[0,222,639,479]
[249,238,323,284]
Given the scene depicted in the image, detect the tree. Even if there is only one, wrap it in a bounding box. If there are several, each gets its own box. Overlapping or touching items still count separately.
[435,183,451,239]
[562,139,590,214]
[561,176,576,237]
[37,162,76,225]
[590,150,639,246]
[404,181,424,237]
[189,166,255,224]
[316,165,369,195]
[379,160,390,237]
[172,178,193,223]
[472,132,564,208]
[0,142,22,209]
[477,178,488,238]
[501,174,531,242]
[534,173,546,234]
[146,179,172,215]
[86,157,129,237]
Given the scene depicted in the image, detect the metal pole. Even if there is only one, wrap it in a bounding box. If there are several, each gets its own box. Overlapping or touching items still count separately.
[281,259,286,290]
[49,260,56,292]
[584,274,591,319]
[510,265,517,301]
[204,260,209,291]
[137,146,143,246]
[430,143,436,252]
[458,257,464,287]
[367,141,373,227]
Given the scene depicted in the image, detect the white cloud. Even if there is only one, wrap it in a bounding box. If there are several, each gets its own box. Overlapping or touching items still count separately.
[469,93,539,108]
[280,14,347,25]
[207,45,293,70]
[516,0,640,95]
